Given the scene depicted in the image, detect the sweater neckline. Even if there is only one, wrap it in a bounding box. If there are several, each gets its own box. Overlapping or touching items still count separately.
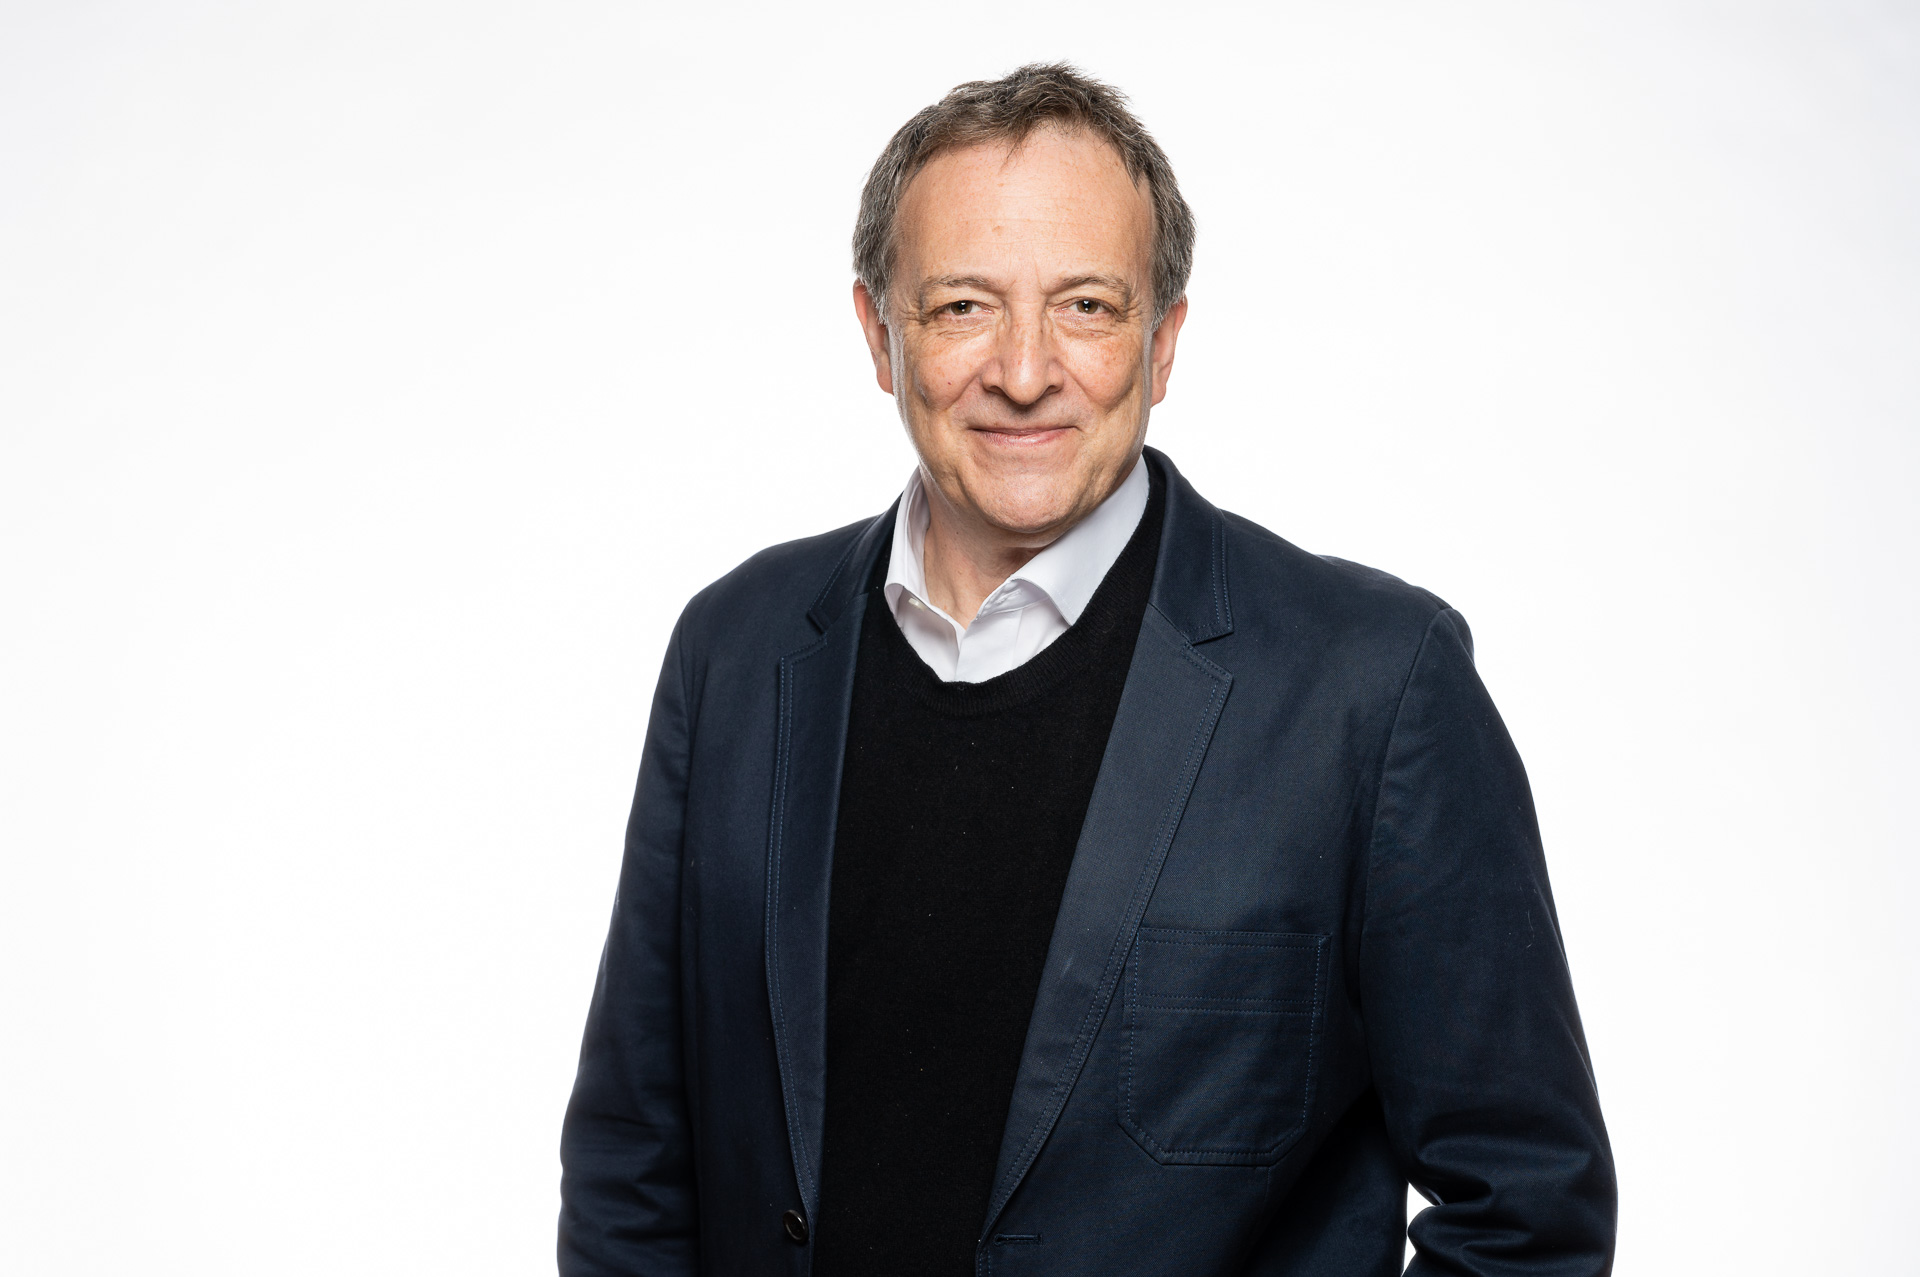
[863,465,1165,720]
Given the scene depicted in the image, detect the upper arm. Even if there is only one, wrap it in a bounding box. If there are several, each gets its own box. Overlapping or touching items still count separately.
[1359,609,1615,1274]
[558,615,701,1276]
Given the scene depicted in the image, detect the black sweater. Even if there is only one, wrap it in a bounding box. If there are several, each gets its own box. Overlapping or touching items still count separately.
[814,470,1165,1274]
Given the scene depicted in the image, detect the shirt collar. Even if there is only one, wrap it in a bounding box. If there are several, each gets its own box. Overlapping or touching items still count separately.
[884,455,1149,629]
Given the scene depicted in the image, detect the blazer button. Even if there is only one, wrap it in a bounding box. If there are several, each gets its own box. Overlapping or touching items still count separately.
[782,1209,809,1244]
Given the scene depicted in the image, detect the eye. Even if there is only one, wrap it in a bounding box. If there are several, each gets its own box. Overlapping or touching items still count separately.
[1073,298,1107,315]
[946,300,977,315]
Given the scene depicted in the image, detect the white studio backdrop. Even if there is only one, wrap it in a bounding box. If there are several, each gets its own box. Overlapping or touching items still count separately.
[2,1,1915,1272]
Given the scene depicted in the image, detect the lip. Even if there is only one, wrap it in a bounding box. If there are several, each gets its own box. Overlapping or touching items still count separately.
[968,425,1076,447]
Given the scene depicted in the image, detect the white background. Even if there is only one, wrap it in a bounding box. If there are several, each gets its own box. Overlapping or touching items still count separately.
[3,2,1915,1272]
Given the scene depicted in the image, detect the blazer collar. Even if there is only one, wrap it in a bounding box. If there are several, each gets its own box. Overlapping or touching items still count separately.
[1142,446,1233,644]
[805,447,1233,646]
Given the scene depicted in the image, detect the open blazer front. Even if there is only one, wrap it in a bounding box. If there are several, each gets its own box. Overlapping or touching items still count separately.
[559,449,1616,1277]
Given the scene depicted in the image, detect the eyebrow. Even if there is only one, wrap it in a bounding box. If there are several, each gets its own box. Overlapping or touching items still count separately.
[916,272,1139,307]
[918,274,999,298]
[1055,274,1137,308]
[1054,273,1133,297]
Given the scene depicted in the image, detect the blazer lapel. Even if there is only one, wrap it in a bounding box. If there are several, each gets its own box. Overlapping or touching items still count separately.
[983,450,1236,1235]
[762,457,1232,1234]
[765,510,891,1221]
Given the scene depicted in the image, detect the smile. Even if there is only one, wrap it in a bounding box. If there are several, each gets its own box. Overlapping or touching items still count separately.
[970,425,1075,446]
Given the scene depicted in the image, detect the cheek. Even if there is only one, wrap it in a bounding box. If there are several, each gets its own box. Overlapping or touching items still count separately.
[906,340,982,408]
[1067,341,1146,405]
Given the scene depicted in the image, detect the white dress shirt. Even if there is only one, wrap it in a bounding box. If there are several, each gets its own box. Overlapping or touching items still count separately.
[883,457,1150,683]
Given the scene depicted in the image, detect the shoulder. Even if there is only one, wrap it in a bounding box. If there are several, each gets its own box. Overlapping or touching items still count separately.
[675,514,881,656]
[1215,508,1459,674]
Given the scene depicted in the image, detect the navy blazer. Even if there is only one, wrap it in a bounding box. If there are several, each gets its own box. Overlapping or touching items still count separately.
[560,449,1615,1276]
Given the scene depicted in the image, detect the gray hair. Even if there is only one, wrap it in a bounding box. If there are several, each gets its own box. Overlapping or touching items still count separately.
[853,63,1195,327]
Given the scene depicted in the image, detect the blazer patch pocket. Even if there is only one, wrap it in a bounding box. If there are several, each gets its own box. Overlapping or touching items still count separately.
[1120,927,1328,1166]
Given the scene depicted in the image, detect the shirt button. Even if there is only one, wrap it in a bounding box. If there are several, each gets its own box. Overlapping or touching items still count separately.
[782,1209,809,1244]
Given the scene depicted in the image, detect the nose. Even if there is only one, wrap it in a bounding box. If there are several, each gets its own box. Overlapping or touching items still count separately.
[981,306,1063,408]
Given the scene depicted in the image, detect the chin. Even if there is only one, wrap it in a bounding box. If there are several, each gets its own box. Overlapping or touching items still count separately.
[972,480,1084,539]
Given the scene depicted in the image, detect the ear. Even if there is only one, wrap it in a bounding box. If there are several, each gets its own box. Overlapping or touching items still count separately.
[1147,297,1188,406]
[852,281,894,396]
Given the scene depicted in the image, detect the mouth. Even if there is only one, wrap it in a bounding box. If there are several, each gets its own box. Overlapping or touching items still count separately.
[968,424,1076,448]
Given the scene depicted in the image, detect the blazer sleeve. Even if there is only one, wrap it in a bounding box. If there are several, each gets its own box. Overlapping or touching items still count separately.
[558,617,699,1276]
[1360,608,1617,1275]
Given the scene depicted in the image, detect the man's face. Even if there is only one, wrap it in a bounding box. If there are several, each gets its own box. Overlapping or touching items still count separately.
[855,126,1187,544]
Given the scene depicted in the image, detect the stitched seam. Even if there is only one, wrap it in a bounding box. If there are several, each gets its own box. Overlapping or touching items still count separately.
[764,638,831,1210]
[1142,928,1313,938]
[1138,996,1313,1008]
[997,662,1228,1218]
[1136,1007,1310,1017]
[1124,933,1329,1159]
[1170,632,1231,685]
[763,655,799,1194]
[1211,509,1228,632]
[816,562,849,615]
[1139,936,1318,949]
[806,527,869,625]
[1357,607,1452,1012]
[1139,926,1312,940]
[1126,936,1138,1142]
[1295,939,1325,1148]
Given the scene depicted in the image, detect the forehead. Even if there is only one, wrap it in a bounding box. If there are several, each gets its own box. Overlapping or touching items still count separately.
[893,127,1154,282]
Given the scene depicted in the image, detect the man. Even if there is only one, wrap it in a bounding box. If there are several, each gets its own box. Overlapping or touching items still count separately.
[560,64,1614,1276]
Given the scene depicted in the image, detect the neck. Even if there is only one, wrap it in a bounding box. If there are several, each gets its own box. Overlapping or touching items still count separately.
[919,460,1140,628]
[920,499,1045,629]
